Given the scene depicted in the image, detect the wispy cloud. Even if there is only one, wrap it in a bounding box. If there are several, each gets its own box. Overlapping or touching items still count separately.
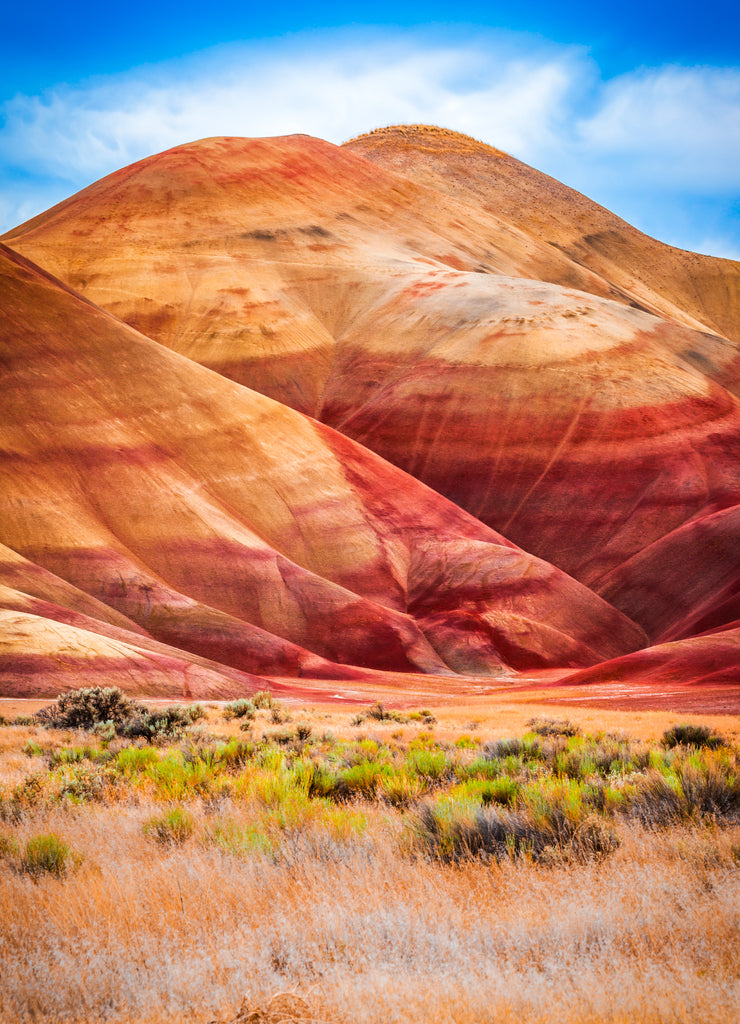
[1,29,738,257]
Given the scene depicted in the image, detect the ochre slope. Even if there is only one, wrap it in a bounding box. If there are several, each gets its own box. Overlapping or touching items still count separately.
[554,628,740,689]
[4,135,740,610]
[595,505,740,642]
[345,125,740,345]
[0,244,645,685]
[0,134,623,416]
[314,271,740,590]
[0,541,150,636]
[0,589,269,700]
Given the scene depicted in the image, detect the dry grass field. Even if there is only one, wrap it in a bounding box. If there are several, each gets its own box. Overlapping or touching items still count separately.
[1,692,739,1024]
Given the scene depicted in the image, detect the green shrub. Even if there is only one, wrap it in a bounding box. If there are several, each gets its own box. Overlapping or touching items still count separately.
[251,691,274,709]
[679,759,740,819]
[406,709,436,724]
[378,770,424,807]
[629,756,740,826]
[482,776,520,807]
[115,745,159,776]
[50,746,95,766]
[210,738,254,770]
[528,717,581,738]
[121,705,197,741]
[336,759,386,799]
[19,833,80,878]
[662,723,724,750]
[223,699,255,721]
[407,748,449,782]
[0,833,19,859]
[90,721,116,744]
[49,687,139,729]
[143,806,195,845]
[484,736,544,761]
[187,704,206,723]
[459,757,502,781]
[414,796,619,864]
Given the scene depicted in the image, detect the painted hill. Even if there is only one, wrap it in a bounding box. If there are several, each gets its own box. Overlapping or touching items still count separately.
[0,243,648,696]
[2,127,739,699]
[4,131,739,640]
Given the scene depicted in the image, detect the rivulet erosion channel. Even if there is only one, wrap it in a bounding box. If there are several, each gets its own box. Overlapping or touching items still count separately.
[2,124,740,709]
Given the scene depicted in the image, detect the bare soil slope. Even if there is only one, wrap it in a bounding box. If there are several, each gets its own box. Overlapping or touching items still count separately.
[2,128,739,701]
[4,133,740,619]
[0,244,650,696]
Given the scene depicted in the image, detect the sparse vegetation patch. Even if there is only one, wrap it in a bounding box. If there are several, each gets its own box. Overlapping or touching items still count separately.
[1,697,738,1023]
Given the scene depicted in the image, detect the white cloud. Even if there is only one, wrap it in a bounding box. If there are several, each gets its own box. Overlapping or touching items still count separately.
[0,35,583,179]
[0,29,738,256]
[574,65,740,192]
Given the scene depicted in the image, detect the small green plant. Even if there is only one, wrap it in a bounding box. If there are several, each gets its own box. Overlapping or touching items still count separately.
[143,806,195,845]
[223,699,256,721]
[91,721,116,744]
[270,704,289,724]
[408,748,449,782]
[413,796,619,865]
[0,833,20,859]
[19,833,81,878]
[379,771,424,807]
[251,691,274,709]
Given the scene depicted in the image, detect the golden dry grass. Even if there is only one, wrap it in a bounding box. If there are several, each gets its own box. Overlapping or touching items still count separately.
[1,702,739,1024]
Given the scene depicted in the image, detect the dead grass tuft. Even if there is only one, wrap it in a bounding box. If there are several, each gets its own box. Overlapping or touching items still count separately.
[214,990,333,1024]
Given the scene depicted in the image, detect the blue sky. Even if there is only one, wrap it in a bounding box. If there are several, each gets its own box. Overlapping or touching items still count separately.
[1,1,738,258]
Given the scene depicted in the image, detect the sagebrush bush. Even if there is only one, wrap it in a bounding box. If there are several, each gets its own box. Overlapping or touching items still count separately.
[223,699,255,721]
[48,687,139,729]
[122,705,201,741]
[662,723,724,749]
[528,717,581,738]
[629,753,740,826]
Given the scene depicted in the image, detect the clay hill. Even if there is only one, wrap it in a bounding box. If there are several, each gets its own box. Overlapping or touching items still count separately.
[2,125,739,702]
